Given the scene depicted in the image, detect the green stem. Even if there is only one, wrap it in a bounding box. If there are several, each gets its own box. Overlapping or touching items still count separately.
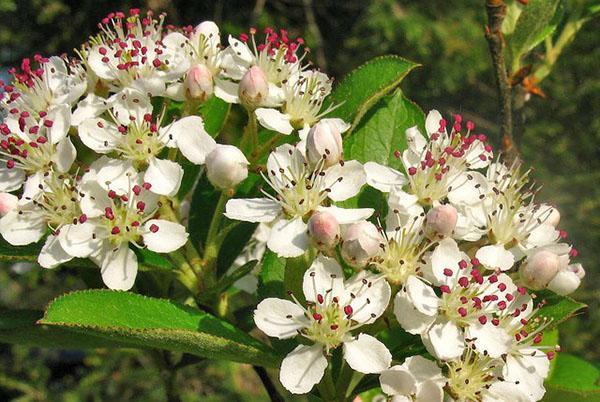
[201,191,231,293]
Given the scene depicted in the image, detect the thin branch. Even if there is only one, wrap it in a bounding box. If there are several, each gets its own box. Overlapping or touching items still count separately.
[484,0,518,161]
[302,0,328,71]
[253,366,284,402]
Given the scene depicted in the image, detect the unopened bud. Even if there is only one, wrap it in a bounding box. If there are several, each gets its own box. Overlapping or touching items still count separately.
[0,193,18,216]
[186,64,214,101]
[306,119,343,168]
[569,263,585,279]
[341,221,381,267]
[308,211,340,250]
[206,145,249,189]
[520,250,560,290]
[425,204,457,238]
[239,66,269,108]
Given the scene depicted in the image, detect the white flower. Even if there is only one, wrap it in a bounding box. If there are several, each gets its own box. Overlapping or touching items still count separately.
[379,356,445,402]
[77,89,217,195]
[0,105,75,192]
[84,10,190,97]
[59,166,188,290]
[254,255,392,394]
[0,172,85,269]
[224,143,372,257]
[394,239,526,360]
[215,27,306,106]
[255,70,335,135]
[1,56,86,116]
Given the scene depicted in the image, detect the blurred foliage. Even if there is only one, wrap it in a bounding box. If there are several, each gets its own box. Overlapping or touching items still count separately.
[0,0,598,400]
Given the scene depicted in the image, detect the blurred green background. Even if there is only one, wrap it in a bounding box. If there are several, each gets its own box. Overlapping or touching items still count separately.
[0,0,597,400]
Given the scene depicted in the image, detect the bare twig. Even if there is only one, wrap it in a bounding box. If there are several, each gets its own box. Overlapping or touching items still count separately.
[484,0,518,162]
[302,0,328,71]
[253,366,284,402]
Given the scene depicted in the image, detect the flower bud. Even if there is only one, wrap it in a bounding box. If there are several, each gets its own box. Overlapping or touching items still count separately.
[185,64,214,101]
[308,211,340,250]
[341,221,381,267]
[569,263,585,279]
[239,66,269,108]
[206,145,249,190]
[0,193,18,216]
[306,120,343,168]
[425,204,457,238]
[519,250,560,290]
[195,21,219,40]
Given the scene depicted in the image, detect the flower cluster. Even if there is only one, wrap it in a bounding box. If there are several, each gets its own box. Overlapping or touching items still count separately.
[0,9,585,401]
[245,110,583,398]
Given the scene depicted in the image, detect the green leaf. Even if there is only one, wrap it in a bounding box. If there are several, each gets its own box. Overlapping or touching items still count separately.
[534,290,587,329]
[508,0,561,68]
[0,237,43,263]
[344,89,425,171]
[326,55,419,133]
[257,250,286,300]
[199,96,230,137]
[0,309,141,350]
[39,290,280,367]
[543,353,600,401]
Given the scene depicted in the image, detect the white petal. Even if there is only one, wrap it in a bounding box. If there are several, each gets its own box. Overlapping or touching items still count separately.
[415,379,444,402]
[447,172,488,206]
[0,167,26,192]
[79,180,111,217]
[466,323,512,358]
[323,118,351,134]
[164,82,186,101]
[317,205,374,224]
[424,320,464,360]
[78,117,120,153]
[142,219,188,253]
[58,222,104,258]
[547,269,581,295]
[254,298,309,339]
[267,217,309,258]
[144,157,183,196]
[279,344,327,394]
[100,243,138,290]
[344,271,391,323]
[19,172,44,205]
[0,210,46,245]
[52,137,77,172]
[88,46,117,80]
[95,159,136,195]
[172,116,216,164]
[393,287,436,335]
[224,198,281,223]
[324,160,366,202]
[0,192,18,216]
[343,334,392,374]
[71,94,109,126]
[214,77,240,103]
[404,275,439,316]
[255,108,294,134]
[227,35,255,63]
[46,104,71,144]
[405,126,427,154]
[302,254,344,303]
[526,224,559,248]
[364,162,407,193]
[379,366,416,396]
[476,244,515,271]
[404,355,444,385]
[109,88,152,126]
[425,110,443,135]
[38,234,72,268]
[484,381,530,402]
[430,238,463,285]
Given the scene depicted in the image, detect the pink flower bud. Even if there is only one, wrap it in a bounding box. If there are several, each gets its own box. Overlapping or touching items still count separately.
[308,211,340,250]
[206,145,249,189]
[425,204,458,237]
[520,250,560,290]
[0,192,18,216]
[306,119,344,168]
[185,64,214,101]
[569,263,585,279]
[341,221,381,267]
[547,267,582,296]
[239,66,269,108]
